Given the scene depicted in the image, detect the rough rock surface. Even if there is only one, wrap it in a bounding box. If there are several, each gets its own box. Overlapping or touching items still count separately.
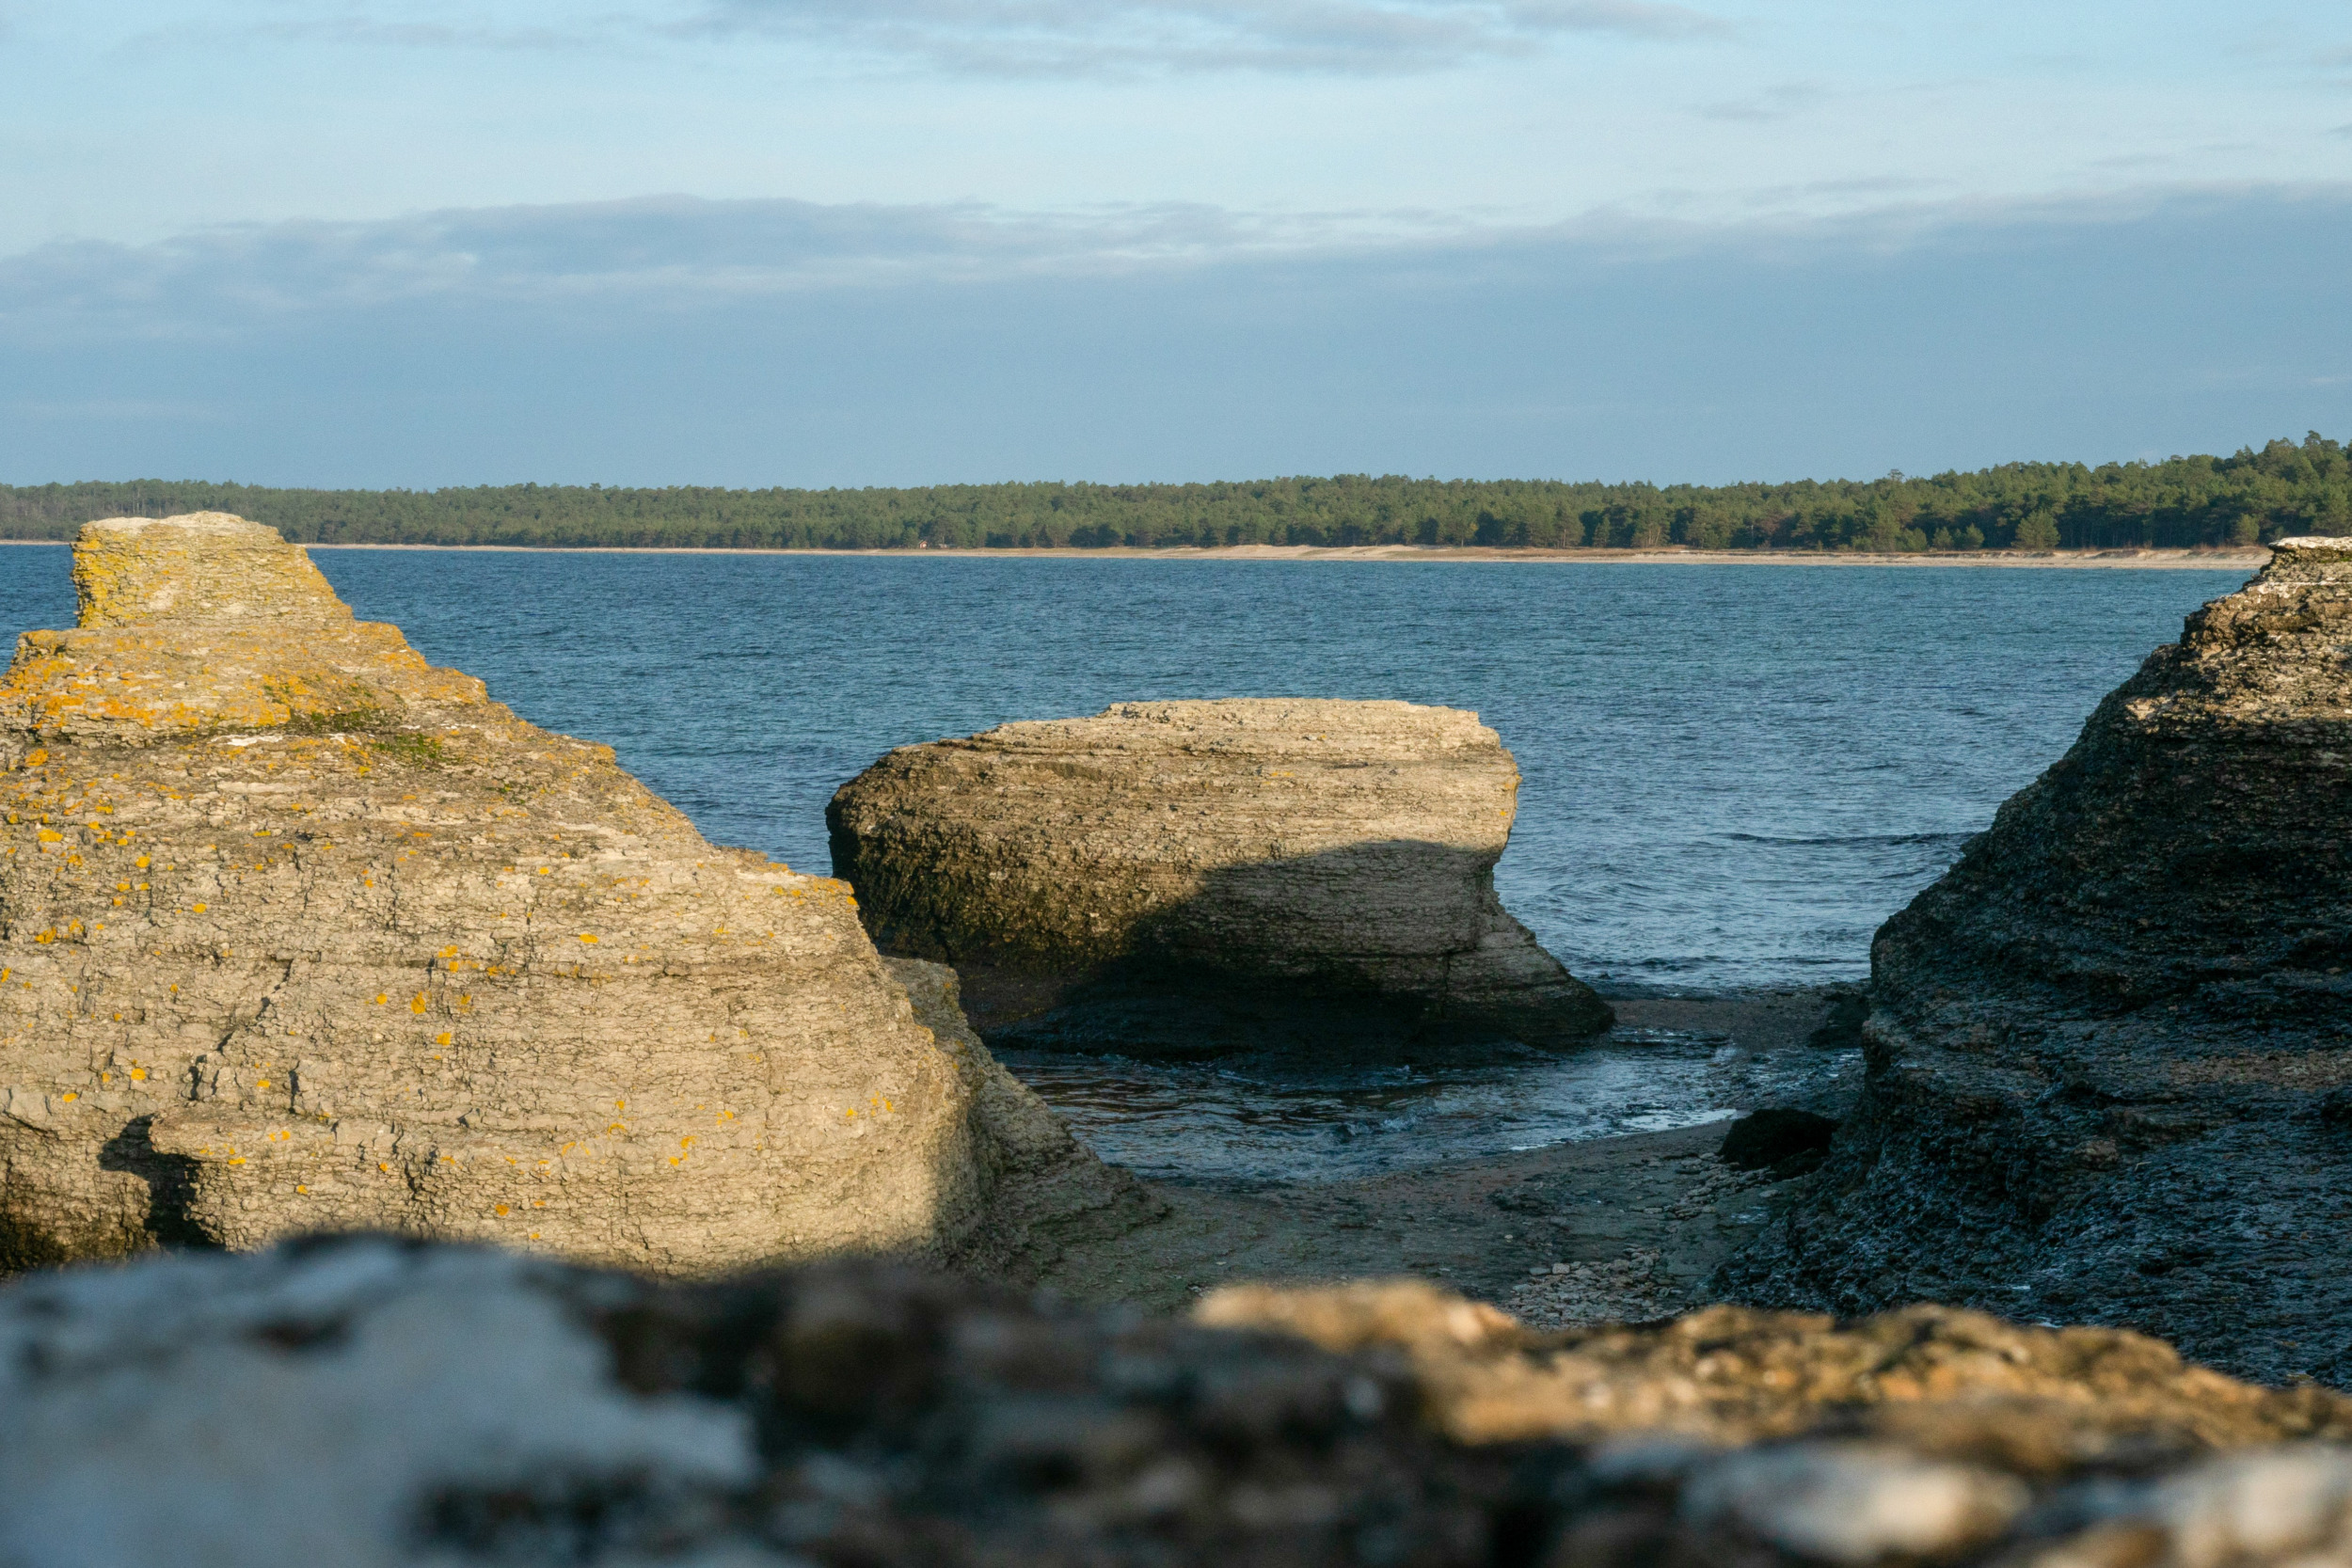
[882,957,1164,1279]
[8,1237,2352,1567]
[0,514,1110,1275]
[1719,537,2352,1386]
[828,699,1611,1048]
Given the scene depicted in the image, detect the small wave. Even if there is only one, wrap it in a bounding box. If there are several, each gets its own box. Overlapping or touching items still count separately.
[1719,830,1977,848]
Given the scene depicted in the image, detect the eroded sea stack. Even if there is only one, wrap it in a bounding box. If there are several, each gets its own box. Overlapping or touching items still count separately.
[827,699,1612,1049]
[0,514,1123,1274]
[1720,537,2352,1385]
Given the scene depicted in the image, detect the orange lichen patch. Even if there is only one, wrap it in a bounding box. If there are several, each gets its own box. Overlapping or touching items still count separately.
[435,1032,453,1047]
[0,620,485,741]
[409,994,427,1015]
[72,514,350,627]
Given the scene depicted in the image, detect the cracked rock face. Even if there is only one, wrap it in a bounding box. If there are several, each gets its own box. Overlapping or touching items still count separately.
[7,1237,2352,1567]
[0,514,1075,1274]
[828,699,1612,1049]
[1718,537,2352,1386]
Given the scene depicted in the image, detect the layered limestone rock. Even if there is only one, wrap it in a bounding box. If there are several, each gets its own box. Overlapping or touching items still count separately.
[1719,537,2352,1385]
[0,514,1112,1275]
[7,1236,2352,1566]
[882,957,1161,1276]
[828,699,1612,1048]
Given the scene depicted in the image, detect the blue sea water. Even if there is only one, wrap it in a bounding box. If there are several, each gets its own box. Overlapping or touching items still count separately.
[2,547,2245,993]
[0,546,2249,1178]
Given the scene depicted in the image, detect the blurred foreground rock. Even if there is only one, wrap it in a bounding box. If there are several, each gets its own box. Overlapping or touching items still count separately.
[828,699,1611,1051]
[0,514,1125,1275]
[1720,538,2352,1384]
[6,1237,2352,1567]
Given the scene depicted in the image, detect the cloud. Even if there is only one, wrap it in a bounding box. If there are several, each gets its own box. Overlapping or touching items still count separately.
[0,196,1497,341]
[1,185,2347,489]
[115,10,624,55]
[675,0,1729,74]
[1696,81,1822,122]
[243,17,593,50]
[12,184,2351,347]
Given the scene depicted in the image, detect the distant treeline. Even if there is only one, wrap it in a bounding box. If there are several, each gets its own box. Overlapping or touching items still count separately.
[5,434,2347,553]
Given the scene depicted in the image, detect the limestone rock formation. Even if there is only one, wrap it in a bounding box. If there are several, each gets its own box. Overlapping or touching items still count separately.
[828,699,1612,1049]
[7,1236,2352,1567]
[1719,537,2352,1385]
[883,956,1163,1277]
[0,514,1105,1274]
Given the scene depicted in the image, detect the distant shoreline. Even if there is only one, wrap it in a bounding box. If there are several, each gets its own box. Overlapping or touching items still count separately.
[0,539,2266,569]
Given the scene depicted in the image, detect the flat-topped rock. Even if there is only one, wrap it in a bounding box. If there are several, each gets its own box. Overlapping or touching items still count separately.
[1719,537,2352,1384]
[828,699,1611,1050]
[72,512,356,627]
[0,515,1118,1275]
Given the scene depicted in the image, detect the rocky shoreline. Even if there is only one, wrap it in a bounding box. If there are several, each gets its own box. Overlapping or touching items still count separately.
[1023,990,1865,1321]
[8,515,2352,1563]
[1721,536,2352,1386]
[10,1232,2352,1565]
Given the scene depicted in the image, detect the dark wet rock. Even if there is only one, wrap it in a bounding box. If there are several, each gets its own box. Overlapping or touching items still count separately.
[8,1238,2352,1566]
[1805,986,1868,1050]
[827,699,1611,1052]
[1716,537,2352,1386]
[1719,1109,1839,1175]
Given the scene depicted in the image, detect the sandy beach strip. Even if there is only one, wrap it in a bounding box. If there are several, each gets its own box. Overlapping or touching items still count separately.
[1,538,2266,568]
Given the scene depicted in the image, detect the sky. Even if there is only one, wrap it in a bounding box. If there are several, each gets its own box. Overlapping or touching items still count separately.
[2,1,2349,487]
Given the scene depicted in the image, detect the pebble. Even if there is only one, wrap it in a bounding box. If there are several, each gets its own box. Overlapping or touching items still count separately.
[1679,1441,2030,1564]
[2151,1447,2352,1568]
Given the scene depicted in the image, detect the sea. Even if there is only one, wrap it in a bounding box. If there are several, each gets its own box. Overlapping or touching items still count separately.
[1,546,2250,1181]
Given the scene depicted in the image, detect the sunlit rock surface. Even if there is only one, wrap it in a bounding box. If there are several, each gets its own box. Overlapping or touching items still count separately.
[7,1238,2352,1566]
[0,514,1110,1274]
[829,699,1611,1049]
[1719,537,2352,1385]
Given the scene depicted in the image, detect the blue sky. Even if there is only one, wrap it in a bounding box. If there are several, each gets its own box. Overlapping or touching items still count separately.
[3,2,2348,486]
